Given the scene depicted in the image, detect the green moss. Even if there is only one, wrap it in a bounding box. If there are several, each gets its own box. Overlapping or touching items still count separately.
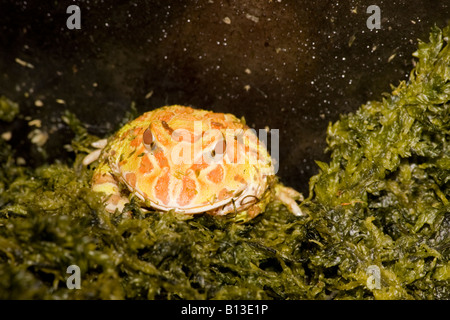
[0,25,449,300]
[303,25,450,299]
[0,96,19,122]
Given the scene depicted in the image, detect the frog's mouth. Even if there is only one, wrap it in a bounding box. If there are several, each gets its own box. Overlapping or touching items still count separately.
[130,174,269,215]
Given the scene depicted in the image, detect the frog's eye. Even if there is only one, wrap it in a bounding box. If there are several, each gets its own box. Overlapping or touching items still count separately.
[143,128,155,151]
[211,138,226,157]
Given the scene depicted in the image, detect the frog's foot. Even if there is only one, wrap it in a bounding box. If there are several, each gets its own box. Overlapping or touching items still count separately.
[82,139,108,166]
[223,184,304,222]
[227,201,266,223]
[274,184,304,216]
[92,164,129,214]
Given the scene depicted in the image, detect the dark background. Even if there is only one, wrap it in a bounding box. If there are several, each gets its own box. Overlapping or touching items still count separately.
[0,0,448,194]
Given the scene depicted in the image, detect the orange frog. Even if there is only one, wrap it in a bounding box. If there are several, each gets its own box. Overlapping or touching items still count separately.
[85,105,303,222]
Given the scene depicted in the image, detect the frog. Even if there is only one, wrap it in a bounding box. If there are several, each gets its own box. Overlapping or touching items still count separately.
[85,105,303,222]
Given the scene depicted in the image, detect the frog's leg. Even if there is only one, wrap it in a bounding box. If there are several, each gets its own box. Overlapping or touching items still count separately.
[273,184,304,216]
[92,161,129,213]
[224,183,304,223]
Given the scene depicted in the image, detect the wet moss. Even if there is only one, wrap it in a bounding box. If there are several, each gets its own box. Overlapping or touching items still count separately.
[0,25,449,300]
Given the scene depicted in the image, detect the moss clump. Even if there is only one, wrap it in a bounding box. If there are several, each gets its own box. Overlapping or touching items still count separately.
[0,96,19,122]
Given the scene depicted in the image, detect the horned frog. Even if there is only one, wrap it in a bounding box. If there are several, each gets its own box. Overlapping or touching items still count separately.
[85,105,303,222]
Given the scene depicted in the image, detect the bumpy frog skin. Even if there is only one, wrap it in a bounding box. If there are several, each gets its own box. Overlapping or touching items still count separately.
[86,105,302,222]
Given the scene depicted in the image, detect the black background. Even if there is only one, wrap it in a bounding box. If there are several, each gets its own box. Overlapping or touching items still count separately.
[0,0,448,194]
